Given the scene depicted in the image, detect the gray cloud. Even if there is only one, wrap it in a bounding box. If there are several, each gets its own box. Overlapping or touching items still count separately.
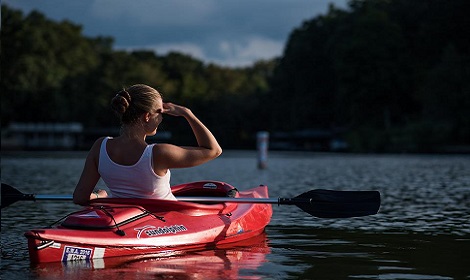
[5,0,348,66]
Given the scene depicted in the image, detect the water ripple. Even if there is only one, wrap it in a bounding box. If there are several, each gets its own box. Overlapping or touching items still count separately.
[2,152,470,279]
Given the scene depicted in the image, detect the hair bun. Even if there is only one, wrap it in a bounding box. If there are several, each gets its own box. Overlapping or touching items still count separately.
[118,89,132,103]
[111,89,131,115]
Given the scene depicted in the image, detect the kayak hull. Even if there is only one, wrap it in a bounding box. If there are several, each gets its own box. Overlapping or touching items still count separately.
[24,181,272,263]
[32,233,270,279]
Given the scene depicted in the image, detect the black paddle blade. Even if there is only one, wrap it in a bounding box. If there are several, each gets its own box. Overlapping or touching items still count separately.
[291,189,381,218]
[1,183,34,209]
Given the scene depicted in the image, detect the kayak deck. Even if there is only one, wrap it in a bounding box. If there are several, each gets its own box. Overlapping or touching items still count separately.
[24,181,272,263]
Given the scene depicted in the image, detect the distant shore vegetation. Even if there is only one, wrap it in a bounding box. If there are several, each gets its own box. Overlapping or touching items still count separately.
[2,1,469,153]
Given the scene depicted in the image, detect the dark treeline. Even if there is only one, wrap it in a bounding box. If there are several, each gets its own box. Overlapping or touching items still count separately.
[271,0,470,152]
[0,4,275,148]
[2,0,469,152]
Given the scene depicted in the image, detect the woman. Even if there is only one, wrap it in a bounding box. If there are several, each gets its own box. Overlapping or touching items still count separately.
[73,84,222,205]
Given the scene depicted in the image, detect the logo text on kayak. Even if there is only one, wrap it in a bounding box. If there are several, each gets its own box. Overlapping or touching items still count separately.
[134,225,188,238]
[62,246,93,262]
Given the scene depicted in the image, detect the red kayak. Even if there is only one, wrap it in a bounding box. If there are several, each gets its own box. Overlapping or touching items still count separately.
[24,181,272,263]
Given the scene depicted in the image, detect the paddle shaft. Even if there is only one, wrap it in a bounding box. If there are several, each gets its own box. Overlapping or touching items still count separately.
[12,193,297,205]
[32,194,74,201]
[178,197,301,205]
[2,183,380,218]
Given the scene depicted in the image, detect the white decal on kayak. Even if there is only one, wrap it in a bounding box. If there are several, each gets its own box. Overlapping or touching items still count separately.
[237,223,244,234]
[62,246,93,262]
[134,225,188,239]
[203,183,217,189]
[77,211,100,218]
[93,247,105,259]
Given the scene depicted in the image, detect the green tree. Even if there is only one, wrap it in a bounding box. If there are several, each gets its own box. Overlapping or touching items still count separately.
[4,1,468,152]
[1,5,101,123]
[268,0,470,152]
[414,45,470,148]
[269,7,339,131]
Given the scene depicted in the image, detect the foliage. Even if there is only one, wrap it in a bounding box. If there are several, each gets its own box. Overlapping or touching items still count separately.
[269,0,470,152]
[1,1,469,152]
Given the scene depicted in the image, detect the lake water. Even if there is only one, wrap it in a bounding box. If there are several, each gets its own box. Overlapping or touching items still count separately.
[1,151,470,279]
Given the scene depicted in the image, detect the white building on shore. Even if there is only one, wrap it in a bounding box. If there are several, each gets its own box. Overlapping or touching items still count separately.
[2,122,83,150]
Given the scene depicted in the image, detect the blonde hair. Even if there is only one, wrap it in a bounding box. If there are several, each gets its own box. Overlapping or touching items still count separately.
[111,84,162,124]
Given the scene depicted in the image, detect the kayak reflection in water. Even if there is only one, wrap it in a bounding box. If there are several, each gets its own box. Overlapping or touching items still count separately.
[73,84,222,205]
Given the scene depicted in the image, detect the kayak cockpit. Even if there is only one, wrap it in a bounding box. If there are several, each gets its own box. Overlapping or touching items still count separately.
[60,181,239,230]
[89,181,239,212]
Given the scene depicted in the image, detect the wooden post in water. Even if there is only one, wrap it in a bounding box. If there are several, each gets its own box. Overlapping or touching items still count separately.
[257,131,269,169]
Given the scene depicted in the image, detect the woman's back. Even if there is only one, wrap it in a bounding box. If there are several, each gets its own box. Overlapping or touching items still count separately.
[98,137,176,200]
[104,137,148,166]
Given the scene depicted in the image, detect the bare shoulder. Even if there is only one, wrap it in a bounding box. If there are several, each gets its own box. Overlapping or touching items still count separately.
[151,143,175,172]
[152,142,183,161]
[92,137,107,150]
[95,136,108,145]
[152,143,175,158]
[88,137,107,158]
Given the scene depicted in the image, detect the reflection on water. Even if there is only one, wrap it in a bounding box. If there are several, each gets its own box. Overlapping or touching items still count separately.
[2,151,470,279]
[267,227,469,279]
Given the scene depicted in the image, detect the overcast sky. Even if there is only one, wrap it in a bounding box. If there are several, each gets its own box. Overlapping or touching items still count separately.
[5,0,348,67]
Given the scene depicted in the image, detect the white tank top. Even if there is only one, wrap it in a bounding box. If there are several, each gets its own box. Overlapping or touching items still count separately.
[98,137,177,200]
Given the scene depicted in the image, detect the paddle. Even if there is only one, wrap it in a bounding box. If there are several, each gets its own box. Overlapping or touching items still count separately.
[1,183,380,218]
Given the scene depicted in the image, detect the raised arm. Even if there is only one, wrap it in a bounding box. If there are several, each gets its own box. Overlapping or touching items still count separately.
[153,103,222,170]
